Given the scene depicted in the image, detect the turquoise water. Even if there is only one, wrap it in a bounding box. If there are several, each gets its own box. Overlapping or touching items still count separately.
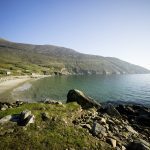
[15,74,150,105]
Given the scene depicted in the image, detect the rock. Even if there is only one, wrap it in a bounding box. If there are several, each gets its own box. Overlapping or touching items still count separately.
[20,110,31,120]
[99,117,106,125]
[24,114,35,126]
[16,100,24,106]
[107,119,115,125]
[1,107,7,111]
[92,121,106,136]
[106,138,117,148]
[41,112,50,121]
[121,146,126,150]
[81,124,92,130]
[126,141,150,150]
[66,89,101,109]
[0,104,8,111]
[19,110,35,126]
[137,115,150,127]
[105,104,121,118]
[116,105,135,116]
[125,125,138,135]
[44,100,62,105]
[0,115,12,124]
[138,139,150,149]
[116,147,121,150]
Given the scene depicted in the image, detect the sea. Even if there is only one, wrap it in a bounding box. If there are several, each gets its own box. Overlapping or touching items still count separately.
[10,74,150,106]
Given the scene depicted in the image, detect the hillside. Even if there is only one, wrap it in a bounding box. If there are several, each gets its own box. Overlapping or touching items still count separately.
[0,38,149,76]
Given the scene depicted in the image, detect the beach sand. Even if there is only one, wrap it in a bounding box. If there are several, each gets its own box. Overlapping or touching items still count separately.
[0,75,51,95]
[0,76,31,94]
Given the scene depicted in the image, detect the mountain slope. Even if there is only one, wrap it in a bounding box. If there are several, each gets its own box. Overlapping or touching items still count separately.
[0,39,149,76]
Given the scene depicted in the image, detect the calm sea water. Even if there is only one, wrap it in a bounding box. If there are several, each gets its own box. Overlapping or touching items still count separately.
[13,74,150,105]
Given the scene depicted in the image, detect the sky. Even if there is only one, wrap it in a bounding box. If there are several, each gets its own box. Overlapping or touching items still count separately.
[0,0,150,69]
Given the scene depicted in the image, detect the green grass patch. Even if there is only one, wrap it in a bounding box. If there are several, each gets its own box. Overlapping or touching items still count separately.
[0,102,111,150]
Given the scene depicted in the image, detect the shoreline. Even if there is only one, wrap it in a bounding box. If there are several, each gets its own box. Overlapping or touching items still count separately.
[0,75,51,95]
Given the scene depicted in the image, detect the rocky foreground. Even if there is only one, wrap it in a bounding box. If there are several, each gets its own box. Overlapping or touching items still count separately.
[0,90,150,150]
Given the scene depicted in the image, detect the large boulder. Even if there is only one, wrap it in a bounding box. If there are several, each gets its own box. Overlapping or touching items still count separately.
[66,89,101,109]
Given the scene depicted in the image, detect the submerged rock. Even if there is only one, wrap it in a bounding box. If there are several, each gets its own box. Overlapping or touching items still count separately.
[67,89,101,109]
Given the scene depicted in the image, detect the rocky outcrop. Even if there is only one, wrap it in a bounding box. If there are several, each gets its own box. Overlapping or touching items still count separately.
[0,100,26,111]
[44,100,62,105]
[72,101,150,149]
[66,89,101,109]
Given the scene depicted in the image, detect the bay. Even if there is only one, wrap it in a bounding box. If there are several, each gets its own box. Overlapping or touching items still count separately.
[13,74,150,105]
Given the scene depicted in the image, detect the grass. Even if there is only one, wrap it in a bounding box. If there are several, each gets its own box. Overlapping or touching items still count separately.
[0,102,112,150]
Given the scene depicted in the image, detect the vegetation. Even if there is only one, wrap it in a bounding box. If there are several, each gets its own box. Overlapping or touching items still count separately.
[0,38,149,76]
[0,102,111,150]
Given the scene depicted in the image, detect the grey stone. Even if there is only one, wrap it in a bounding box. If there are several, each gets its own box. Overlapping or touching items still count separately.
[1,104,8,111]
[0,115,12,124]
[24,114,35,126]
[126,125,138,135]
[44,100,62,105]
[1,107,7,111]
[92,121,106,136]
[121,146,126,150]
[106,138,117,148]
[20,110,31,120]
[16,100,24,106]
[138,139,150,149]
[81,124,92,130]
[99,117,106,124]
[41,112,50,121]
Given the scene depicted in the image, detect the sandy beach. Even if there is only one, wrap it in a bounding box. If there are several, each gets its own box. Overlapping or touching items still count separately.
[0,75,51,94]
[0,76,31,94]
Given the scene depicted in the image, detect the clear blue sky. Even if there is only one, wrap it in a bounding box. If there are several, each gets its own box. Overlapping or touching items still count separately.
[0,0,150,69]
